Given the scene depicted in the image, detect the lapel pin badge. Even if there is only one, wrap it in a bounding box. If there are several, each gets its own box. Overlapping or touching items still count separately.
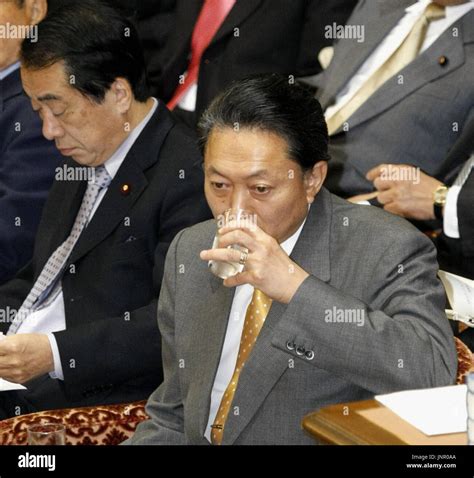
[438,55,448,66]
[120,183,131,196]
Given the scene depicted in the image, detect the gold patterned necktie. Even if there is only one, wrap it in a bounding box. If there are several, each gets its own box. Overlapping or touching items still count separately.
[211,289,273,445]
[326,2,446,135]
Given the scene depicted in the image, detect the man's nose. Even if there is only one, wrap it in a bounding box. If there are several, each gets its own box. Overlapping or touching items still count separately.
[230,188,248,211]
[42,114,64,141]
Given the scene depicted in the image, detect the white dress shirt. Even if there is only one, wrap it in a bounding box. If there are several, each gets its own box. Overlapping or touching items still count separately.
[325,0,474,120]
[177,81,198,112]
[0,61,20,80]
[12,98,159,380]
[444,186,462,238]
[444,153,474,238]
[204,217,307,441]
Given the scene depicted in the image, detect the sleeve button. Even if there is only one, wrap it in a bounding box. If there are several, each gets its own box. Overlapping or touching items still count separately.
[296,346,305,356]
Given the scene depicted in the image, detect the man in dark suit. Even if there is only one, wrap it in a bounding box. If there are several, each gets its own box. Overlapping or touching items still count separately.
[113,0,176,64]
[439,163,474,350]
[0,0,63,284]
[0,0,210,418]
[437,165,474,279]
[146,0,357,127]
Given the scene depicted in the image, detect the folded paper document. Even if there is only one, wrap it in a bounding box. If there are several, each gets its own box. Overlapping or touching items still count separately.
[438,270,474,327]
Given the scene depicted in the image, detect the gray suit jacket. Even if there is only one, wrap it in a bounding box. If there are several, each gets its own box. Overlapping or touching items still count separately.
[126,188,456,445]
[307,0,474,197]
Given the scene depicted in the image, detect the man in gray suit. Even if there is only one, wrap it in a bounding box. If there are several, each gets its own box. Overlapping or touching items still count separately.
[305,0,474,199]
[125,76,457,445]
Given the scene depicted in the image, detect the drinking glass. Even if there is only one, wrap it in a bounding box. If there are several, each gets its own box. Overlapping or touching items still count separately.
[27,423,66,445]
[208,208,256,279]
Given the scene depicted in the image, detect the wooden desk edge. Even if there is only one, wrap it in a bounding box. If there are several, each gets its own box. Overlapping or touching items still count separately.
[302,399,407,445]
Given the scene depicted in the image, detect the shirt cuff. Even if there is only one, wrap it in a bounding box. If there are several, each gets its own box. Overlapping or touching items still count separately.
[443,186,461,239]
[47,333,64,380]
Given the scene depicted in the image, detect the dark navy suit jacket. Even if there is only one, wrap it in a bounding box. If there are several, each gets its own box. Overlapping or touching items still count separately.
[0,101,211,415]
[0,68,62,284]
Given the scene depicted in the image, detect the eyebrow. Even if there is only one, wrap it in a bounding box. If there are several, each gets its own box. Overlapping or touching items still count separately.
[207,165,270,179]
[37,93,63,102]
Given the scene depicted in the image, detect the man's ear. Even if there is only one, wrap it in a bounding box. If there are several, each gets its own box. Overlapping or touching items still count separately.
[110,78,133,114]
[25,0,48,25]
[305,161,328,204]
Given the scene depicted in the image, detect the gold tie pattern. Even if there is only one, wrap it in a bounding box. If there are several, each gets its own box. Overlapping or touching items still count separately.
[326,3,446,135]
[211,289,272,445]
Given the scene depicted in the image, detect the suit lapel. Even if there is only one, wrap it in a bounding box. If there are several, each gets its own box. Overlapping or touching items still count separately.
[67,102,174,265]
[209,0,263,47]
[195,269,237,437]
[318,0,407,110]
[67,162,147,265]
[56,172,87,244]
[221,189,333,444]
[341,12,469,132]
[34,166,86,275]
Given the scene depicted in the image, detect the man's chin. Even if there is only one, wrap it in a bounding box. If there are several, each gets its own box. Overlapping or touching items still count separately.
[68,152,95,167]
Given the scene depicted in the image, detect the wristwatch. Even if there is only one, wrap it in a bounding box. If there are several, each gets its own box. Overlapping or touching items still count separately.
[433,185,449,220]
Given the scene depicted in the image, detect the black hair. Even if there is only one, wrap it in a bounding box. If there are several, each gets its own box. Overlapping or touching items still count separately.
[198,74,330,171]
[20,0,149,103]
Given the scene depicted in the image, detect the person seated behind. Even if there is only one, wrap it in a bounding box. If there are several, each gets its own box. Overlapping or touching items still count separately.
[147,0,357,128]
[302,0,473,205]
[125,75,457,446]
[0,0,64,284]
[349,148,474,351]
[0,0,211,419]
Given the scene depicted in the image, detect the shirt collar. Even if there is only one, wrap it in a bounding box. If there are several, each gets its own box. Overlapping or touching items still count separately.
[102,97,158,179]
[0,61,20,81]
[406,0,474,16]
[279,205,310,256]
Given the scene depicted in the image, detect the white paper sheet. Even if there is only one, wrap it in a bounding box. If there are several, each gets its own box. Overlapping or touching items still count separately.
[438,270,474,322]
[375,385,467,436]
[0,379,26,391]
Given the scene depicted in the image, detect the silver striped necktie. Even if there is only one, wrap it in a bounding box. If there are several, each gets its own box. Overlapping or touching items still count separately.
[9,165,112,334]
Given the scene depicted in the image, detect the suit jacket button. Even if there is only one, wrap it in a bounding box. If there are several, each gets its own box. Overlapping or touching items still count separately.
[296,346,305,356]
[438,55,448,66]
[286,341,295,351]
[305,350,315,361]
